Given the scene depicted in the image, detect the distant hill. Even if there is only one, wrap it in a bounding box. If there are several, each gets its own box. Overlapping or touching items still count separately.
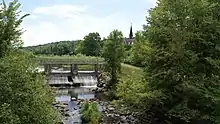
[23,40,80,55]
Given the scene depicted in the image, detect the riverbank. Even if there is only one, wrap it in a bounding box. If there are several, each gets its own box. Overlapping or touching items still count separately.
[49,63,143,124]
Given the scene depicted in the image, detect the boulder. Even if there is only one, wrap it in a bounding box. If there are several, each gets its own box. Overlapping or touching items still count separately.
[103,84,107,88]
[52,102,58,105]
[64,113,70,117]
[107,114,114,117]
[108,107,115,111]
[63,102,68,105]
[71,97,77,101]
[59,104,67,109]
[120,116,127,122]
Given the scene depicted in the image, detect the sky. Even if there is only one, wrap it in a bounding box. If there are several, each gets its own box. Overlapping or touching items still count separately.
[6,0,157,46]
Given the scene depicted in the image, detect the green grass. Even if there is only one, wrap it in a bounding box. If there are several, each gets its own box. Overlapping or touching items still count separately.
[117,64,147,108]
[78,65,95,71]
[120,63,144,81]
[35,55,105,64]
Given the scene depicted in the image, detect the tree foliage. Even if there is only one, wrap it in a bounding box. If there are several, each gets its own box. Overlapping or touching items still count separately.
[116,64,148,108]
[143,0,220,123]
[74,40,83,54]
[0,0,29,57]
[24,32,102,57]
[0,51,60,124]
[126,31,150,67]
[102,30,125,88]
[24,40,77,56]
[0,1,60,123]
[81,32,101,56]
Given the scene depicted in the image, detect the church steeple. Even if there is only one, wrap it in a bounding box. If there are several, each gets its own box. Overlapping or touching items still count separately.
[129,23,133,39]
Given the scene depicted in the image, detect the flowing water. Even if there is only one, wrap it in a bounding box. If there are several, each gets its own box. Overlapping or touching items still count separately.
[55,87,97,124]
[50,68,101,124]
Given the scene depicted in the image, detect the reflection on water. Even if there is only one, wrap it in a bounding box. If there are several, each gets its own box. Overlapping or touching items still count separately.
[77,93,95,100]
[55,87,98,124]
[55,87,96,101]
[55,95,71,102]
[51,68,101,124]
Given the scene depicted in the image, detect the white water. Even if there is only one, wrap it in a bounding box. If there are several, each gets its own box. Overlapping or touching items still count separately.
[73,75,98,87]
[51,70,70,73]
[44,68,99,124]
[49,76,72,85]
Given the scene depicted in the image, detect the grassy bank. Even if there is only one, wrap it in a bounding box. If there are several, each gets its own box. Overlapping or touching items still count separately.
[116,64,146,107]
[36,55,104,63]
[120,63,144,81]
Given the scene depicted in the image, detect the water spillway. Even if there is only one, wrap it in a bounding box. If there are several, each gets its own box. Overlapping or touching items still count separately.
[48,76,73,85]
[51,70,99,124]
[73,75,97,86]
[38,62,103,124]
[48,70,98,88]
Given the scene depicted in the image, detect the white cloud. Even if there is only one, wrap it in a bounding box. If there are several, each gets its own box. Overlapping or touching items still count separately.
[21,2,156,46]
[33,4,87,18]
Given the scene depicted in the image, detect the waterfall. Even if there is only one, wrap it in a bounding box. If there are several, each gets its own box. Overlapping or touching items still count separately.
[48,69,98,88]
[73,74,98,88]
[49,76,72,85]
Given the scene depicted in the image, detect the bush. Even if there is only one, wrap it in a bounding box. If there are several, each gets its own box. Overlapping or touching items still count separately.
[0,51,60,124]
[80,102,101,124]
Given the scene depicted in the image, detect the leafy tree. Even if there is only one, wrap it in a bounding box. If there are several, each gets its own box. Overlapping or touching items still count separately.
[0,0,29,57]
[143,0,220,123]
[74,40,83,54]
[81,32,101,56]
[0,1,60,123]
[0,51,60,124]
[129,31,150,67]
[102,30,125,88]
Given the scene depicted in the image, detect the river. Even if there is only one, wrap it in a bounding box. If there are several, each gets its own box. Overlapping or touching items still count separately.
[48,67,104,124]
[55,87,102,124]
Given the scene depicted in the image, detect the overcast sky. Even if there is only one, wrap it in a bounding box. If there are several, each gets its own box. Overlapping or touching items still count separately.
[5,0,157,46]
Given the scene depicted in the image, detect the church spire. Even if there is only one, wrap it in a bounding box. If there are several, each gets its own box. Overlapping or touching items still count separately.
[129,23,133,39]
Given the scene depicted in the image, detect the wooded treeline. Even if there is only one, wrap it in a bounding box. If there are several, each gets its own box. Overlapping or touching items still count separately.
[24,41,77,55]
[23,32,103,56]
[23,32,148,67]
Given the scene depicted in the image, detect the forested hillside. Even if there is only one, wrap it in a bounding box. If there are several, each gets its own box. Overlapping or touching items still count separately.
[23,40,78,55]
[23,32,103,56]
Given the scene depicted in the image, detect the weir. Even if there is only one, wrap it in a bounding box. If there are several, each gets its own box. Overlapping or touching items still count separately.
[38,62,103,87]
[37,58,105,124]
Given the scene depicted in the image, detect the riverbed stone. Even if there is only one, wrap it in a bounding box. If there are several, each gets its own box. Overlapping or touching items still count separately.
[71,97,77,101]
[52,102,58,105]
[108,107,115,111]
[120,116,127,122]
[63,103,68,105]
[59,104,67,109]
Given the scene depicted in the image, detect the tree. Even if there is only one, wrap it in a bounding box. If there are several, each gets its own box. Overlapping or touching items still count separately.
[0,1,60,123]
[129,31,150,67]
[0,51,60,124]
[24,41,76,55]
[81,32,101,56]
[143,0,220,123]
[0,0,29,57]
[102,30,125,88]
[74,40,83,54]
